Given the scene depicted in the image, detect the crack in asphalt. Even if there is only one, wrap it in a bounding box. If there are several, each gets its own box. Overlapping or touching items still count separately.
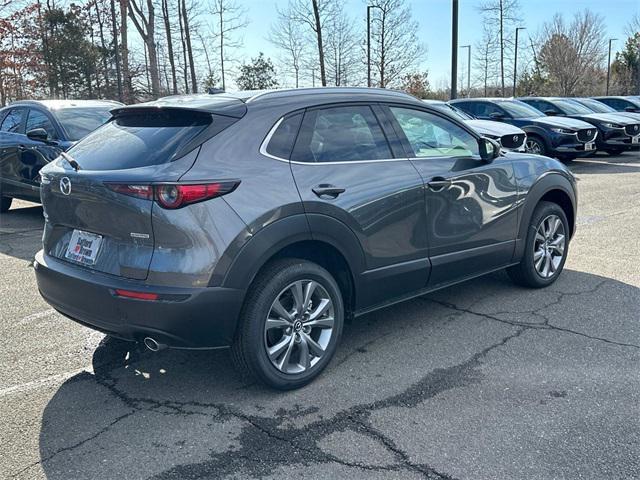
[425,280,640,350]
[12,327,524,480]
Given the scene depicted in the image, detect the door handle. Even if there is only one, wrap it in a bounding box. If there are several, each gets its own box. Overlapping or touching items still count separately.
[18,145,28,152]
[312,184,346,198]
[427,177,451,191]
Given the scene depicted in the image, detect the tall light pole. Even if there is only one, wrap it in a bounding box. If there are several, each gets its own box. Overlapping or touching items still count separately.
[367,5,383,88]
[461,45,471,97]
[451,0,459,99]
[606,38,617,95]
[513,27,526,97]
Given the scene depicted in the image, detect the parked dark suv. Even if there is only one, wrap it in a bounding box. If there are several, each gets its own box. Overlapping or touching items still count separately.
[519,97,640,155]
[592,96,640,113]
[450,98,598,160]
[0,99,121,212]
[34,89,577,389]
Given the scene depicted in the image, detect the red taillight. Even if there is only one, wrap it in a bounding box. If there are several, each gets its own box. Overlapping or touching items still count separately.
[106,181,239,209]
[114,289,159,301]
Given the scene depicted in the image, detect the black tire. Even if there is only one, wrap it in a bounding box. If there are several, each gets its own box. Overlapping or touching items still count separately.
[0,196,12,213]
[507,201,570,288]
[525,135,547,156]
[231,258,344,390]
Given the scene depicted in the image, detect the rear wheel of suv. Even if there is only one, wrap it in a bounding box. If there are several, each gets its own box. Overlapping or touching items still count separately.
[525,136,547,156]
[0,196,12,213]
[231,258,344,390]
[507,201,569,288]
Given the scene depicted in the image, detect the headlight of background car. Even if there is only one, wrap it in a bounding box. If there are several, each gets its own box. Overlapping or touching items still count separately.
[551,128,575,134]
[602,123,623,129]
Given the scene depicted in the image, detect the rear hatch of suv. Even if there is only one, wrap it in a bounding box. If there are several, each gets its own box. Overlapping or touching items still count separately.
[39,102,244,280]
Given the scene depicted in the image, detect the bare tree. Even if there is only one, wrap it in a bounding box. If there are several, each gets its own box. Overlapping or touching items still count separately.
[478,0,521,97]
[474,24,498,96]
[180,0,197,93]
[290,0,338,87]
[160,0,177,94]
[210,0,248,91]
[119,0,132,101]
[324,4,359,86]
[368,0,425,88]
[268,3,306,88]
[129,0,160,98]
[537,10,607,96]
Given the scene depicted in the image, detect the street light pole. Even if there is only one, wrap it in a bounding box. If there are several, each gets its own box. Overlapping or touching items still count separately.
[461,45,471,97]
[451,0,459,99]
[513,27,526,97]
[606,38,617,95]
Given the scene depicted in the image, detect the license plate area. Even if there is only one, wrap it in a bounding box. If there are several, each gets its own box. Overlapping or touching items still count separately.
[584,142,595,151]
[632,136,639,144]
[65,229,102,265]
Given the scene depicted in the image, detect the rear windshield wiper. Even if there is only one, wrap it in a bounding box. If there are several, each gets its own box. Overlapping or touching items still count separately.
[60,151,81,171]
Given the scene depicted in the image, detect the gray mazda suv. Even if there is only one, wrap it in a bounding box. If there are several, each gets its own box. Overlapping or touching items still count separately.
[34,88,577,389]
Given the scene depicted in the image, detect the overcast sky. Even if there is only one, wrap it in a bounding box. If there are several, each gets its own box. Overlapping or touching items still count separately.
[223,0,638,88]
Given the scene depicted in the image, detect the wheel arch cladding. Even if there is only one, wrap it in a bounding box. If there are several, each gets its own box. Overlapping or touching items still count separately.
[515,173,576,259]
[219,214,364,315]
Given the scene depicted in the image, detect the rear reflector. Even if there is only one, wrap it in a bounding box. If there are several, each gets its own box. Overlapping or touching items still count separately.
[114,289,159,301]
[106,181,240,209]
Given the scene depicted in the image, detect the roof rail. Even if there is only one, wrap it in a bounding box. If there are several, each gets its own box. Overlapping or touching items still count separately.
[244,87,416,103]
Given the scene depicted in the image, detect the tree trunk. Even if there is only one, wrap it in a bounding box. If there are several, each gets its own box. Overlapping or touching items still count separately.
[145,0,160,97]
[162,0,178,94]
[181,0,197,93]
[219,6,225,90]
[178,2,190,93]
[94,1,111,94]
[119,0,130,101]
[311,0,326,86]
[499,0,505,96]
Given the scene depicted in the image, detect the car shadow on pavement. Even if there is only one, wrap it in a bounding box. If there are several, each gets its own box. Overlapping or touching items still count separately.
[33,269,640,480]
[569,153,640,175]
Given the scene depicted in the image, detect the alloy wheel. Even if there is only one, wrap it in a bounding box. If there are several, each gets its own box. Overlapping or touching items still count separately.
[525,139,543,154]
[263,280,335,374]
[533,214,566,278]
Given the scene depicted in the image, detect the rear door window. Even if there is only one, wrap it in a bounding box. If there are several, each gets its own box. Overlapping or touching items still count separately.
[67,110,215,170]
[292,105,392,162]
[26,109,58,139]
[0,108,25,133]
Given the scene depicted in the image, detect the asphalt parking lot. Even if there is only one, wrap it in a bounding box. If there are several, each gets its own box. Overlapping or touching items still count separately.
[1,152,639,480]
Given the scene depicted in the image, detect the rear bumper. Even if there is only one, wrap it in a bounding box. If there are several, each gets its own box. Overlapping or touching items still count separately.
[34,250,244,349]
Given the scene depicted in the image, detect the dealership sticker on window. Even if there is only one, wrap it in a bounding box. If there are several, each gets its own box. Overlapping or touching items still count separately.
[65,230,102,265]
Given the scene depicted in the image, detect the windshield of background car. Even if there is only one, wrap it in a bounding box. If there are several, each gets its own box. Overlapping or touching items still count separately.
[54,107,115,141]
[431,103,473,121]
[577,99,616,113]
[553,99,593,115]
[499,101,544,119]
[67,110,211,170]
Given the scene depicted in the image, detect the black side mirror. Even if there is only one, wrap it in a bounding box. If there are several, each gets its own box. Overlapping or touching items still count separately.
[26,128,49,143]
[479,137,500,162]
[544,110,559,116]
[489,112,504,120]
[625,106,639,113]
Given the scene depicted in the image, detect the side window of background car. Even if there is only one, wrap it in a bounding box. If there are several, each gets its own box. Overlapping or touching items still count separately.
[291,105,392,162]
[264,112,303,160]
[26,109,58,140]
[475,102,502,118]
[0,108,25,134]
[389,107,479,158]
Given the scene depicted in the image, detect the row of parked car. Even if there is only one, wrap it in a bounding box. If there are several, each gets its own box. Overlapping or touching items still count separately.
[0,94,639,213]
[429,95,640,160]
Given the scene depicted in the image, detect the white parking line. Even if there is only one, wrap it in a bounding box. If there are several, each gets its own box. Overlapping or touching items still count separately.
[15,309,56,326]
[0,366,93,399]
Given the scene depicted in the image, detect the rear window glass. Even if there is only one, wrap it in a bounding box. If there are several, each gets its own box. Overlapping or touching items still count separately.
[0,108,25,133]
[54,107,115,141]
[67,110,212,170]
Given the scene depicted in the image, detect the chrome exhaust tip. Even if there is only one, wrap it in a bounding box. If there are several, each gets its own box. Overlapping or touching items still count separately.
[143,337,167,352]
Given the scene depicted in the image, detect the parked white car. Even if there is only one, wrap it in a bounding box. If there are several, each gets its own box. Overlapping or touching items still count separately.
[423,99,527,152]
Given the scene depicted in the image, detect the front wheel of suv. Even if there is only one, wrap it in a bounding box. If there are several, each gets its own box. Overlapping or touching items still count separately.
[525,136,548,156]
[507,201,569,288]
[231,258,344,390]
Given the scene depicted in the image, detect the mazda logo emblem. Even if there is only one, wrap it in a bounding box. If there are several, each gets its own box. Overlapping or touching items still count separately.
[587,130,592,136]
[60,177,71,196]
[513,135,519,142]
[635,125,639,132]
